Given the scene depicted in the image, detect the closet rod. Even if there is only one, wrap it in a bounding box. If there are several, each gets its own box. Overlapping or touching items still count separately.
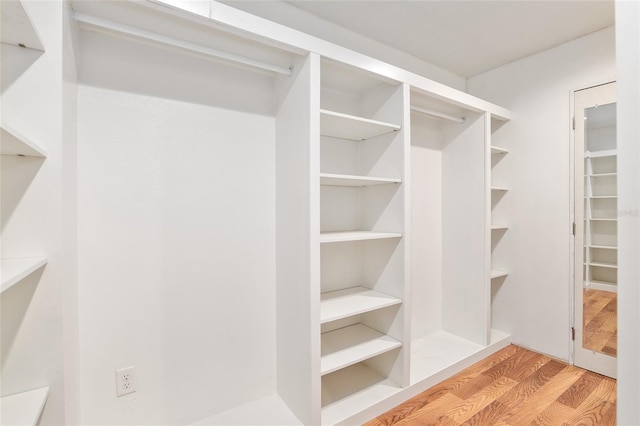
[411,106,465,123]
[72,11,293,76]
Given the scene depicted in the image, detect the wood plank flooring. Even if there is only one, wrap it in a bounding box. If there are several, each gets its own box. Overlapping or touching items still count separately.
[364,345,616,426]
[583,289,617,356]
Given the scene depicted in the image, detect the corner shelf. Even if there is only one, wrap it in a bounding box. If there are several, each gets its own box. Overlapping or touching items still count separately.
[490,270,508,279]
[321,287,401,324]
[490,146,509,155]
[320,231,402,244]
[491,186,509,192]
[320,109,400,141]
[320,173,401,187]
[0,387,49,426]
[0,1,45,51]
[321,324,401,376]
[1,125,47,157]
[1,257,48,294]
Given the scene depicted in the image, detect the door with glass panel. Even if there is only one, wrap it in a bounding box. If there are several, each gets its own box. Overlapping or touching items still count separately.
[573,81,617,378]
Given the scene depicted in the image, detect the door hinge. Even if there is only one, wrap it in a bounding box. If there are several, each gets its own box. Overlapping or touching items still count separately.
[572,116,575,130]
[572,222,576,236]
[571,327,576,341]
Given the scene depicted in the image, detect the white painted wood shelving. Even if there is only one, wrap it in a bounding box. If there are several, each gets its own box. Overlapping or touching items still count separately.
[584,149,618,292]
[490,140,510,282]
[320,109,400,141]
[0,387,50,426]
[321,287,402,324]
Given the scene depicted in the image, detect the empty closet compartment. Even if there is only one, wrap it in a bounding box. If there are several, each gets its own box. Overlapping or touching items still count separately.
[589,174,617,197]
[588,154,617,174]
[589,197,617,219]
[589,220,617,247]
[590,247,618,266]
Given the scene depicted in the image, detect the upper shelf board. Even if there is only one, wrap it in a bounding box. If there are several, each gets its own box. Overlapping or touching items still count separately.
[490,270,508,279]
[0,387,49,426]
[1,257,48,294]
[0,0,44,51]
[491,186,509,192]
[320,109,400,141]
[320,173,401,187]
[321,286,401,324]
[1,125,47,157]
[321,323,401,376]
[320,231,402,244]
[585,149,617,158]
[491,146,509,155]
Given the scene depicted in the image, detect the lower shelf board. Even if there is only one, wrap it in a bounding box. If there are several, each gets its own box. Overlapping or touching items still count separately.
[191,394,300,425]
[320,287,401,324]
[321,324,401,376]
[1,257,48,294]
[0,387,49,426]
[490,269,508,279]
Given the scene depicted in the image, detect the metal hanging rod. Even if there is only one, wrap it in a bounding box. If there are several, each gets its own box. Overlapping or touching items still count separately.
[411,106,465,123]
[72,11,293,76]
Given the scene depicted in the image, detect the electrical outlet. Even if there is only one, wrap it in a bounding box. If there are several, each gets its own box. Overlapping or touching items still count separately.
[115,366,136,397]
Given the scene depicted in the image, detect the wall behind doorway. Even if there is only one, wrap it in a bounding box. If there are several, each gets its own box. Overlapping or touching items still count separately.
[467,26,616,361]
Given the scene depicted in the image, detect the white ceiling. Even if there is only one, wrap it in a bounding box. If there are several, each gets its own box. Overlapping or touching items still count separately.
[224,0,614,78]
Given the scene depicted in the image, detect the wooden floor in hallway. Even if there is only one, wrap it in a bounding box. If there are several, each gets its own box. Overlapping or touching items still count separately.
[583,289,617,356]
[364,345,616,426]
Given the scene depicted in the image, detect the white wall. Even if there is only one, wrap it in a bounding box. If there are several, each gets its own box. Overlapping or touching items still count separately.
[467,27,616,360]
[76,85,277,424]
[616,1,640,423]
[216,0,467,92]
[1,1,69,424]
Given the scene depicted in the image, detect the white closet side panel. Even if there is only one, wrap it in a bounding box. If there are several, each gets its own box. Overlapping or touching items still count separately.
[441,114,489,346]
[275,53,321,425]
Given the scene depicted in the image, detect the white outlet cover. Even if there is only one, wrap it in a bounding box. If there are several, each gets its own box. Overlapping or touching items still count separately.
[115,366,136,397]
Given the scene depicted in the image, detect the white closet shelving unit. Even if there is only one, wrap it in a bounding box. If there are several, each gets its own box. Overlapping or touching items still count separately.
[584,150,618,292]
[0,0,50,422]
[490,133,510,282]
[66,1,514,424]
[318,59,409,425]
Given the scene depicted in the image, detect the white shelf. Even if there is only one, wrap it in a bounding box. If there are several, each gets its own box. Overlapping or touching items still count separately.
[320,231,402,244]
[320,109,400,141]
[589,261,618,269]
[1,125,47,157]
[491,186,509,192]
[588,244,618,250]
[0,387,49,426]
[0,0,45,51]
[490,146,509,155]
[1,257,48,294]
[590,173,617,177]
[586,218,616,221]
[490,269,508,279]
[320,173,401,187]
[321,324,401,376]
[586,149,617,158]
[491,225,508,231]
[321,286,402,324]
[587,195,617,199]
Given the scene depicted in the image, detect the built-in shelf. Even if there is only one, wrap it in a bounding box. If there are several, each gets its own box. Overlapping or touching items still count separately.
[588,244,618,250]
[320,173,401,187]
[586,149,617,158]
[1,125,47,157]
[589,261,618,269]
[490,270,508,279]
[491,146,509,155]
[320,231,402,244]
[591,173,617,177]
[0,387,49,426]
[587,195,617,199]
[585,218,617,221]
[321,324,401,376]
[491,186,509,192]
[0,1,45,51]
[321,286,401,324]
[491,225,508,231]
[320,109,400,142]
[1,257,48,294]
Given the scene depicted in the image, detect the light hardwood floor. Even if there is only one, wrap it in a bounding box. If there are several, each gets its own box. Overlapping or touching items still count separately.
[364,345,616,426]
[583,289,617,356]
